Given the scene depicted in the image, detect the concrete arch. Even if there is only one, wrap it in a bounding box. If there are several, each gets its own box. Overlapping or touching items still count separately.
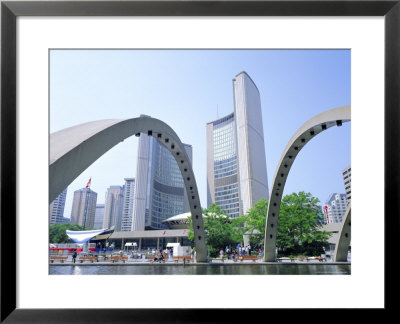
[263,105,351,261]
[50,116,207,262]
[334,203,351,262]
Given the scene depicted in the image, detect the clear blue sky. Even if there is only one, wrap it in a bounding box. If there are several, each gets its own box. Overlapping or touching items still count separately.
[50,49,351,219]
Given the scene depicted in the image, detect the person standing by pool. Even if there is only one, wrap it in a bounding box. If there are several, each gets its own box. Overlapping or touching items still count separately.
[72,250,77,264]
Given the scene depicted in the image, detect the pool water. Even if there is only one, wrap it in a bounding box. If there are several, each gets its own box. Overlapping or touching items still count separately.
[49,263,351,275]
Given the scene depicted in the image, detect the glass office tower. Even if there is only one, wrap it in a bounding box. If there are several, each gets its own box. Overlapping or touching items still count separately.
[70,188,98,228]
[206,71,269,217]
[121,178,135,231]
[207,113,241,218]
[94,204,105,229]
[132,133,192,230]
[49,188,68,225]
[103,185,124,230]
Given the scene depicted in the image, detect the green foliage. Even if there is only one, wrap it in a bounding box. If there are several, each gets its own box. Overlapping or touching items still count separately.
[276,191,331,256]
[49,223,93,243]
[242,198,268,249]
[188,203,245,257]
[187,192,330,258]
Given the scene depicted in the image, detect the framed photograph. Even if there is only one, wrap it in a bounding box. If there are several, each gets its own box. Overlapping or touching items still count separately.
[1,0,398,321]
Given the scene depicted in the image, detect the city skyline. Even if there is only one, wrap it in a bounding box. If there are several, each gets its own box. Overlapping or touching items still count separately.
[50,49,351,222]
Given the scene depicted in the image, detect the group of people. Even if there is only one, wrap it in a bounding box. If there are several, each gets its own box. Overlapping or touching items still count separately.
[238,245,252,256]
[152,248,173,262]
[219,244,262,260]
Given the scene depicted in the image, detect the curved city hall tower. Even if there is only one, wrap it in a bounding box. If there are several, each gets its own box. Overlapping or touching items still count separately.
[132,130,193,231]
[207,72,269,217]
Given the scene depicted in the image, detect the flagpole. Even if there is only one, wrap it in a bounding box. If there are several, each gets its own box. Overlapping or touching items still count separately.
[83,177,92,230]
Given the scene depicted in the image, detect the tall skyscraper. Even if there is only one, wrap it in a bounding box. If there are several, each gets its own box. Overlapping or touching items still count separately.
[70,188,98,228]
[342,165,351,204]
[206,71,269,217]
[322,193,347,224]
[132,133,192,231]
[103,186,124,231]
[121,178,135,231]
[49,188,67,225]
[93,204,105,229]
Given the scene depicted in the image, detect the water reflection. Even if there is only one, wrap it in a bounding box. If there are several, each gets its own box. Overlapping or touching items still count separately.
[49,264,350,275]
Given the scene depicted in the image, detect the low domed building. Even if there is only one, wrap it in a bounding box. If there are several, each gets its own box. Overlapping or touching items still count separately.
[162,212,210,229]
[162,212,192,229]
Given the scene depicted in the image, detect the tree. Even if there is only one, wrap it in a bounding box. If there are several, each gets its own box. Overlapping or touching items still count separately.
[49,223,93,243]
[276,191,331,256]
[242,198,268,249]
[188,203,245,257]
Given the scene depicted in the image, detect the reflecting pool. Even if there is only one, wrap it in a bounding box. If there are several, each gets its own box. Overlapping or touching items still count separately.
[50,263,350,275]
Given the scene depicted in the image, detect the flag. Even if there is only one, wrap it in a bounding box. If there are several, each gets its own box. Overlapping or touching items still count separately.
[324,205,330,224]
[85,177,91,189]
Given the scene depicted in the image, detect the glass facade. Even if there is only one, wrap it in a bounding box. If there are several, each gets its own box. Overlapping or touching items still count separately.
[213,114,236,162]
[94,204,105,229]
[206,72,269,219]
[144,137,188,229]
[214,183,240,218]
[49,188,67,225]
[153,141,185,187]
[121,178,135,231]
[323,193,347,224]
[212,114,241,218]
[103,186,124,230]
[342,165,351,204]
[71,188,98,228]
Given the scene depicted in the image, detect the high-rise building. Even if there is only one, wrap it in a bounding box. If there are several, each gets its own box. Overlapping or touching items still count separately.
[70,188,97,228]
[121,178,135,231]
[342,165,351,204]
[94,204,105,229]
[103,186,124,231]
[49,188,67,225]
[322,193,347,224]
[206,71,269,217]
[132,133,192,231]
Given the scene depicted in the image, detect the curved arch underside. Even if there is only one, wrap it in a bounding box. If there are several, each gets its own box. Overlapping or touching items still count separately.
[334,203,351,262]
[50,116,207,262]
[263,105,351,262]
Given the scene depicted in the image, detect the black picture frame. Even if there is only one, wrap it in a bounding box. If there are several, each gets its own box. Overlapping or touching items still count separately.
[1,0,398,322]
